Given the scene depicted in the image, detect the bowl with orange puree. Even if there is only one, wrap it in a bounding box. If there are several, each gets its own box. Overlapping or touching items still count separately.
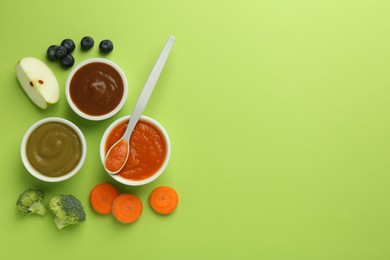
[65,58,128,121]
[100,115,171,186]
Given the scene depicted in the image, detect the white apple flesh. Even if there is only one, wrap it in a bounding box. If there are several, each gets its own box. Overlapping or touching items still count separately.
[16,57,60,109]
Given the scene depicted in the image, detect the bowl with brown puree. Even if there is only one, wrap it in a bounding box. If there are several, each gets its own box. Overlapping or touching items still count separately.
[100,115,171,186]
[21,117,87,182]
[65,58,128,121]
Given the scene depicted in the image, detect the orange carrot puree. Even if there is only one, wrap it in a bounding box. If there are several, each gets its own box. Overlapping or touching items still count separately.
[105,139,129,173]
[105,119,167,180]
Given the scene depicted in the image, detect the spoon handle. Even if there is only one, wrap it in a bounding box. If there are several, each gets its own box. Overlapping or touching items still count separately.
[123,35,175,140]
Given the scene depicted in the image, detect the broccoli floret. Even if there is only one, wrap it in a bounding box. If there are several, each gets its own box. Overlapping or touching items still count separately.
[16,188,47,216]
[49,194,86,230]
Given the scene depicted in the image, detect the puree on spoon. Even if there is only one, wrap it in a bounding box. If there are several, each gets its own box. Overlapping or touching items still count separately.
[26,122,82,177]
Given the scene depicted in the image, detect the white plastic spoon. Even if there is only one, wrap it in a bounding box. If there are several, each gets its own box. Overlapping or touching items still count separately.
[104,35,175,174]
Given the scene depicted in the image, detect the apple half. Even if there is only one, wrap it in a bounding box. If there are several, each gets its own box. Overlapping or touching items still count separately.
[16,57,60,109]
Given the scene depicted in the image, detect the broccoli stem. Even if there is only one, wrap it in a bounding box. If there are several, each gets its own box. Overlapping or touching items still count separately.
[54,218,68,230]
[29,202,47,216]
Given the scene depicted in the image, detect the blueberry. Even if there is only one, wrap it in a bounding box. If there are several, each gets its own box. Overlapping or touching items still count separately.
[47,45,58,61]
[55,46,67,59]
[80,36,94,50]
[61,54,75,68]
[99,39,113,53]
[61,39,75,53]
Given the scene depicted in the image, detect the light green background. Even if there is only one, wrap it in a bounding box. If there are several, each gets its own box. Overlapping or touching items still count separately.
[1,0,390,259]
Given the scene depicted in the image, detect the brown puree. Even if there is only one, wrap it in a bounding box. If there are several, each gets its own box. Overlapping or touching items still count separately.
[26,122,82,177]
[69,62,124,116]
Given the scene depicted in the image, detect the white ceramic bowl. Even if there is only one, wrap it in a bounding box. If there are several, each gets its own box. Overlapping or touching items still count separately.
[65,58,128,121]
[21,117,87,182]
[100,115,171,186]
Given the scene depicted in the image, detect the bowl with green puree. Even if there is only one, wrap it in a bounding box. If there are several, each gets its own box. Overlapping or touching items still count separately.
[21,117,86,182]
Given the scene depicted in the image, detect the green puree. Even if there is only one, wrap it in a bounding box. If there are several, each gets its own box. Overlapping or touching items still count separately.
[26,122,82,177]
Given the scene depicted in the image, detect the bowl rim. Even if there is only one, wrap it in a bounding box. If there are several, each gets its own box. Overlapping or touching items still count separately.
[65,57,128,121]
[100,115,171,186]
[21,117,87,182]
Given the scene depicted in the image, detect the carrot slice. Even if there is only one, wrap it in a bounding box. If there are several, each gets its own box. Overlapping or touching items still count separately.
[112,194,143,224]
[149,186,179,215]
[89,183,120,214]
